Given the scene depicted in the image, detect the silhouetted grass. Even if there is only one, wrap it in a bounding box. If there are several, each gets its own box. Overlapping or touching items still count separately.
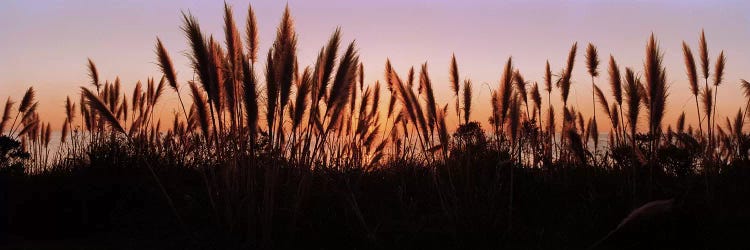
[2,3,750,249]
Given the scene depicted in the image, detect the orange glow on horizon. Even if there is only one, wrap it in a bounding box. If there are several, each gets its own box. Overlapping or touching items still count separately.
[2,1,750,134]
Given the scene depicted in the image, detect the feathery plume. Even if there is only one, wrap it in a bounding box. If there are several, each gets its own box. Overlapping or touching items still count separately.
[265,49,278,132]
[419,63,437,131]
[450,54,460,96]
[19,87,35,113]
[242,57,258,136]
[514,70,529,110]
[65,97,75,123]
[701,87,713,133]
[608,55,622,105]
[385,60,398,118]
[0,98,14,134]
[560,42,578,105]
[682,42,699,96]
[547,106,556,136]
[327,42,359,117]
[740,79,750,115]
[624,68,641,139]
[132,81,142,113]
[152,76,166,106]
[245,3,259,63]
[544,60,552,93]
[594,85,611,119]
[316,28,341,102]
[43,122,51,147]
[699,29,709,81]
[81,87,124,134]
[407,67,415,89]
[610,103,620,131]
[358,62,364,91]
[61,118,69,143]
[711,50,726,143]
[293,67,311,129]
[224,3,244,128]
[156,38,178,91]
[371,81,381,117]
[182,11,217,107]
[713,51,725,86]
[189,81,210,137]
[224,3,244,75]
[508,96,520,144]
[491,91,500,130]
[273,5,297,115]
[531,82,542,113]
[87,58,100,92]
[644,33,668,137]
[463,79,473,124]
[499,57,514,125]
[585,43,600,77]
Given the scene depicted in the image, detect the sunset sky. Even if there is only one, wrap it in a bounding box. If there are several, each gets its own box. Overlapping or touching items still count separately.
[2,0,749,132]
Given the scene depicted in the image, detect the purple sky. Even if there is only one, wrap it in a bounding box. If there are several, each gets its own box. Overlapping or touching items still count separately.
[2,0,749,131]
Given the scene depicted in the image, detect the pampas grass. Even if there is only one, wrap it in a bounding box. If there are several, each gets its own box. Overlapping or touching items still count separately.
[245,4,259,64]
[189,81,211,138]
[530,82,541,124]
[608,55,625,140]
[643,34,668,151]
[242,57,259,137]
[81,87,124,134]
[450,54,461,123]
[272,6,298,141]
[682,42,703,137]
[19,87,35,115]
[0,98,13,134]
[702,87,713,141]
[712,50,726,142]
[514,70,530,119]
[608,56,622,107]
[8,87,36,136]
[316,28,341,104]
[224,3,245,129]
[326,42,358,119]
[610,103,620,140]
[624,68,641,143]
[293,67,311,130]
[87,58,100,92]
[677,112,686,133]
[544,61,552,94]
[419,63,437,133]
[594,85,611,120]
[182,12,216,106]
[498,57,514,132]
[559,42,577,106]
[463,79,472,124]
[699,29,709,84]
[156,39,178,92]
[740,79,750,122]
[586,43,600,121]
[156,38,189,126]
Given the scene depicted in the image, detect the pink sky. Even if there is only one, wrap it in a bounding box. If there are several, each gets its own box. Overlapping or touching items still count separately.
[2,0,750,132]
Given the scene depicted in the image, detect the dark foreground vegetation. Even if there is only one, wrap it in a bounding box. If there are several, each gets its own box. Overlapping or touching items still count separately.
[2,3,750,249]
[2,140,749,249]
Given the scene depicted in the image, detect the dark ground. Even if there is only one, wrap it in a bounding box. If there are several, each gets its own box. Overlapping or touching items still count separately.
[2,158,750,249]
